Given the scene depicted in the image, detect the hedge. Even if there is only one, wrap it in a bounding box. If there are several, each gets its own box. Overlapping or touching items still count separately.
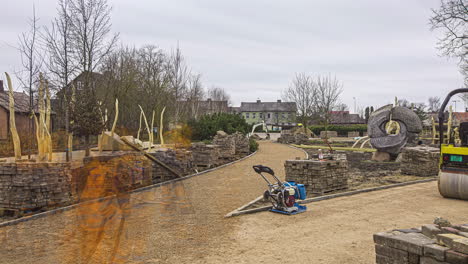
[309,124,368,137]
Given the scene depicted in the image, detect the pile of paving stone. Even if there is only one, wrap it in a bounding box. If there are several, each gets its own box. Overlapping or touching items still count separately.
[399,146,440,176]
[76,152,153,198]
[150,148,194,179]
[374,218,468,264]
[191,143,221,171]
[0,162,73,212]
[285,158,348,195]
[232,132,250,158]
[278,133,309,145]
[213,131,236,162]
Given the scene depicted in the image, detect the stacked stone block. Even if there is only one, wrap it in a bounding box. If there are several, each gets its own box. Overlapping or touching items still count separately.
[277,133,309,145]
[374,223,468,264]
[213,131,236,162]
[232,132,250,159]
[285,159,349,195]
[191,143,221,171]
[0,162,72,212]
[150,148,194,182]
[74,152,153,201]
[348,131,360,138]
[320,131,338,139]
[400,146,440,177]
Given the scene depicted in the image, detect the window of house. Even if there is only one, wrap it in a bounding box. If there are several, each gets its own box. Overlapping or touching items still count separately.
[252,113,256,119]
[267,113,271,119]
[281,113,285,119]
[260,113,263,119]
[246,113,250,119]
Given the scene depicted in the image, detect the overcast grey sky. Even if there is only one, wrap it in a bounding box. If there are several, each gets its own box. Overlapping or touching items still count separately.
[0,0,465,112]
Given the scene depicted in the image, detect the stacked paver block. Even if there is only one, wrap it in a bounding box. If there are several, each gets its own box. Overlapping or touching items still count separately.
[213,131,237,163]
[277,133,309,145]
[374,223,468,264]
[285,159,348,195]
[232,132,250,159]
[348,131,360,137]
[191,143,221,171]
[400,146,440,177]
[74,152,153,200]
[0,162,73,212]
[150,148,194,182]
[320,131,338,139]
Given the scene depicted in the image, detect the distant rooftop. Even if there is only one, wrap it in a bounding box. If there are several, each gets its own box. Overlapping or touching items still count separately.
[240,100,297,112]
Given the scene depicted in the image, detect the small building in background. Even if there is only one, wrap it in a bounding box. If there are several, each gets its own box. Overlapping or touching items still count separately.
[328,111,365,125]
[0,80,37,140]
[177,98,229,120]
[239,99,297,131]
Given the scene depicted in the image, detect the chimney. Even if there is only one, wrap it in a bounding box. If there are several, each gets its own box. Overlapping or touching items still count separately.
[0,80,3,92]
[277,99,282,103]
[256,99,261,103]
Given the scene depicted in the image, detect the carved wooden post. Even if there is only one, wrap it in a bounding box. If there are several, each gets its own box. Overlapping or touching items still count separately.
[159,107,166,146]
[5,73,22,160]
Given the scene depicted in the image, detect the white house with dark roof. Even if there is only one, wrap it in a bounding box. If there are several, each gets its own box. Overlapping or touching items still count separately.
[239,99,297,130]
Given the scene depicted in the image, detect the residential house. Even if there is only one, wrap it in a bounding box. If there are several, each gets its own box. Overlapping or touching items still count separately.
[0,80,37,140]
[328,111,365,125]
[239,100,297,130]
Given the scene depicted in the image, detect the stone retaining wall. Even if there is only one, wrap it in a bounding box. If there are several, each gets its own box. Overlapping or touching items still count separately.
[150,148,193,182]
[285,159,348,195]
[320,131,338,138]
[0,162,73,211]
[374,222,468,264]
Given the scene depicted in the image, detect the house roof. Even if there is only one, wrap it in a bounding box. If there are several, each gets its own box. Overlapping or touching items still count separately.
[330,111,365,124]
[0,91,36,113]
[453,112,468,124]
[240,101,297,112]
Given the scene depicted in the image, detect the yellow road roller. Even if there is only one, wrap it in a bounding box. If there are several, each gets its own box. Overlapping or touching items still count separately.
[438,88,468,200]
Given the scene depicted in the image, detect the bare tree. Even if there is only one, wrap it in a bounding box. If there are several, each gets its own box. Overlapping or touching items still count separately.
[186,74,205,120]
[68,0,118,155]
[315,75,343,126]
[167,45,189,124]
[430,0,468,84]
[282,73,317,128]
[428,96,442,112]
[334,103,349,111]
[70,0,118,76]
[43,0,78,161]
[16,5,44,158]
[207,87,230,103]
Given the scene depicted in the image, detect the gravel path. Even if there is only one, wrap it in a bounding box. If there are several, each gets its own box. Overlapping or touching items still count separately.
[0,141,305,264]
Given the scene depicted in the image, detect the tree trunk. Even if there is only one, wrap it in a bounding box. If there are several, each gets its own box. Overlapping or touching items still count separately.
[85,135,90,157]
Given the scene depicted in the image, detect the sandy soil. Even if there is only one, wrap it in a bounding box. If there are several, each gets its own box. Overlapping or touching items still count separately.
[0,141,305,264]
[0,141,466,264]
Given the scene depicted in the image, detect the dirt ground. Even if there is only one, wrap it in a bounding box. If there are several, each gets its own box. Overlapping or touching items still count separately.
[0,141,466,264]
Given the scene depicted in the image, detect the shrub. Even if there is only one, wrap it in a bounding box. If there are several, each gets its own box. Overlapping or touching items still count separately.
[188,113,251,141]
[309,124,368,137]
[249,138,259,152]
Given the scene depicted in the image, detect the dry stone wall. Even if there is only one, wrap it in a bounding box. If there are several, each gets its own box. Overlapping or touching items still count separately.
[374,222,468,264]
[277,133,309,145]
[285,159,348,195]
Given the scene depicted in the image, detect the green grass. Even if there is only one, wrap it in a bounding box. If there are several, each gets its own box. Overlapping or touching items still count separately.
[293,144,376,153]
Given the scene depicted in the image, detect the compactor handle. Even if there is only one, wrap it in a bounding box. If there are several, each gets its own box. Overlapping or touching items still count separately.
[253,165,275,175]
[439,88,468,147]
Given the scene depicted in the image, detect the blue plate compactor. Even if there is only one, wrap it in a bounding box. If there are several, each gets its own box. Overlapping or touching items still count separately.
[253,165,307,215]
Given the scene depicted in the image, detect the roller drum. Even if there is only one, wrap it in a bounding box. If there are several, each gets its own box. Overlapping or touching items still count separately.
[438,171,468,200]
